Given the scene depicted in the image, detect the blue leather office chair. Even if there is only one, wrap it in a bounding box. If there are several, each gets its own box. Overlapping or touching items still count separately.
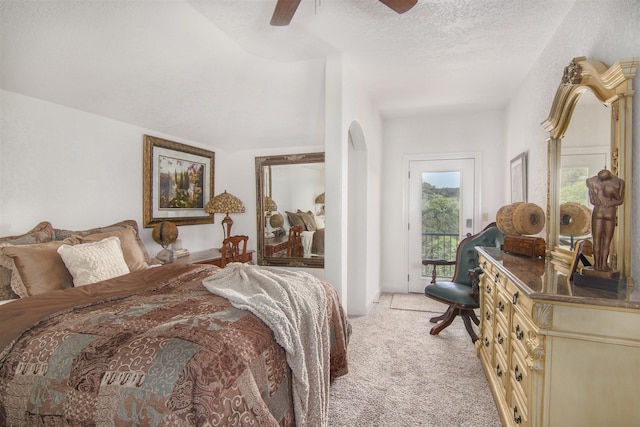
[422,222,503,342]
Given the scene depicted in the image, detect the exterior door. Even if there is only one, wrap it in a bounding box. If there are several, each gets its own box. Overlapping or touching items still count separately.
[408,158,476,293]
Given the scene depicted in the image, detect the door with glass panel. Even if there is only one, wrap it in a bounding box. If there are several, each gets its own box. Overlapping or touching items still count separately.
[408,158,475,293]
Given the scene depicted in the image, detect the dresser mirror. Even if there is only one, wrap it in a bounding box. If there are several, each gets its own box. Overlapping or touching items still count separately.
[255,153,325,268]
[542,56,637,283]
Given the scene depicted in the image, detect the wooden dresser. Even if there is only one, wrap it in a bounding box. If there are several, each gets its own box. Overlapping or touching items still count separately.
[476,247,640,427]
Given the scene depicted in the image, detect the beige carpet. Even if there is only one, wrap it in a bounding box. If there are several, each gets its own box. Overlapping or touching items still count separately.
[328,293,501,427]
[389,292,449,313]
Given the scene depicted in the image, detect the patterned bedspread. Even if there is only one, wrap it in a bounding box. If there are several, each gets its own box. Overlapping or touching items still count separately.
[0,264,349,426]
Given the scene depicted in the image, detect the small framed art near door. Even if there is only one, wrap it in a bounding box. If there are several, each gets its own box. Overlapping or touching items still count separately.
[143,135,215,227]
[510,152,527,203]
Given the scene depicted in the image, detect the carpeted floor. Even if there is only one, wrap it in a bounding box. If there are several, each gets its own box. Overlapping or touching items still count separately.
[328,293,501,427]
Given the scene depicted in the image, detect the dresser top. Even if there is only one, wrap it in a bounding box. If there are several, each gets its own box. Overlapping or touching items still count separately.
[477,247,640,310]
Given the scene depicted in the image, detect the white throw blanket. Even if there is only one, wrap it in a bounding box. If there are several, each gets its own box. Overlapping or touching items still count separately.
[202,263,330,427]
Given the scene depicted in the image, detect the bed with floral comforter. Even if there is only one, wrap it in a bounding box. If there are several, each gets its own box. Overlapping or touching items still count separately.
[0,263,349,426]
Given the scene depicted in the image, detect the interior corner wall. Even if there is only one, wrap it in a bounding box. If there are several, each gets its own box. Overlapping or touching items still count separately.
[505,0,640,281]
[380,109,506,294]
[324,55,384,316]
[0,90,244,253]
[342,59,383,316]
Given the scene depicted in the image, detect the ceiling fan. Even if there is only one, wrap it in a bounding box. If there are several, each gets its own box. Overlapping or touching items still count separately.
[270,0,418,26]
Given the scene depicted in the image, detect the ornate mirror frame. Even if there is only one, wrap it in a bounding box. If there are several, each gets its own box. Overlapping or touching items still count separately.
[542,56,638,283]
[255,152,325,268]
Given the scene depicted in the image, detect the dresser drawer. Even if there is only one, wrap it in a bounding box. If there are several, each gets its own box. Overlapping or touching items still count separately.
[510,382,529,427]
[496,289,512,325]
[495,317,510,361]
[511,309,536,355]
[494,351,509,398]
[480,321,495,362]
[511,347,530,399]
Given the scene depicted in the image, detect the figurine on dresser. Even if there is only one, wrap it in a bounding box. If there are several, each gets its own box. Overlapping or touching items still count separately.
[586,169,624,271]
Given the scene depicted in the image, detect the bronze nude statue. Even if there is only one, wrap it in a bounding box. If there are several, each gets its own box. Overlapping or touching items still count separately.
[586,169,624,271]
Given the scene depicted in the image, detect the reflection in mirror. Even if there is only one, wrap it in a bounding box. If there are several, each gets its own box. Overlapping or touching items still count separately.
[542,56,637,283]
[558,90,610,250]
[255,153,325,268]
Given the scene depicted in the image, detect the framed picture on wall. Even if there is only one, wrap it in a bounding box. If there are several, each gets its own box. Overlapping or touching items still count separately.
[143,135,215,227]
[510,152,528,203]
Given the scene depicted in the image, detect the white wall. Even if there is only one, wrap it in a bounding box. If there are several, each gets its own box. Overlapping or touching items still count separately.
[381,109,506,293]
[505,0,640,281]
[0,90,251,255]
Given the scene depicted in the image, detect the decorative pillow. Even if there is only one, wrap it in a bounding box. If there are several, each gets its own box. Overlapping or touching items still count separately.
[0,238,77,298]
[53,219,154,265]
[57,237,130,287]
[0,221,55,300]
[297,210,317,231]
[314,214,325,230]
[78,227,150,272]
[285,211,306,229]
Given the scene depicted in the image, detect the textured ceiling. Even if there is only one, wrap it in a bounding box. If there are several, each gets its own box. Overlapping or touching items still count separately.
[0,0,576,152]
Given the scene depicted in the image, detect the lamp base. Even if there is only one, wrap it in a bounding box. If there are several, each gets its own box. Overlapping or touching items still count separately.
[156,248,174,264]
[220,214,234,250]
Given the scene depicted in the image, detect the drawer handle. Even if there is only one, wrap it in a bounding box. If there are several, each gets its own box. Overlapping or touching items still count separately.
[497,332,504,345]
[512,291,519,305]
[482,260,487,269]
[513,406,522,424]
[515,324,524,340]
[498,301,505,312]
[514,365,523,382]
[494,273,500,283]
[486,284,492,294]
[496,364,503,378]
[484,337,490,347]
[486,312,491,321]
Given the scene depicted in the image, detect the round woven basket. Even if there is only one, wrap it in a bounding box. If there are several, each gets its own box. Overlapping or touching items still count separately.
[496,202,545,236]
[496,202,522,235]
[559,202,591,236]
[512,203,545,235]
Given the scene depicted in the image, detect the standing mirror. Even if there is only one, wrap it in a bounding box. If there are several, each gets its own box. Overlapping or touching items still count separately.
[542,56,637,283]
[255,153,325,268]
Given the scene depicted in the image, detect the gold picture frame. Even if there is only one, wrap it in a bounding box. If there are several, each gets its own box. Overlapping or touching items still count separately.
[143,135,215,227]
[510,152,527,203]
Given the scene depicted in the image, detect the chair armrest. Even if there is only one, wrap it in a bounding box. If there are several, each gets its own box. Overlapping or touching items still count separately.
[468,267,483,303]
[422,259,456,284]
[421,259,455,266]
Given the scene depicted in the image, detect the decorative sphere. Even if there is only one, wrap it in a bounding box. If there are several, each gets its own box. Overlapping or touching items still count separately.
[152,221,179,248]
[269,213,284,228]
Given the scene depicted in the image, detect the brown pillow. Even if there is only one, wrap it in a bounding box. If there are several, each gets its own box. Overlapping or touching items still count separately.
[0,238,77,298]
[78,227,150,272]
[285,211,306,229]
[54,220,153,265]
[297,210,317,231]
[0,221,55,300]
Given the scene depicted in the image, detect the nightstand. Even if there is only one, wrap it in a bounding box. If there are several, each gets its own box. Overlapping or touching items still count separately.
[171,248,254,267]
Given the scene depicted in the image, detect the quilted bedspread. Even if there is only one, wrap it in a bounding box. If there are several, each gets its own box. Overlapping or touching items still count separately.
[0,263,349,426]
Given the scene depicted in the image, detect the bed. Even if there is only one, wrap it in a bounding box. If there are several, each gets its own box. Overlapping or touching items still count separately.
[285,211,324,257]
[0,220,349,426]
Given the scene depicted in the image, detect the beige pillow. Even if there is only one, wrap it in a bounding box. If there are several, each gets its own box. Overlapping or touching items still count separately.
[0,221,55,300]
[286,211,306,229]
[78,227,149,272]
[314,214,325,229]
[0,238,76,297]
[297,210,317,231]
[53,219,154,265]
[57,237,130,287]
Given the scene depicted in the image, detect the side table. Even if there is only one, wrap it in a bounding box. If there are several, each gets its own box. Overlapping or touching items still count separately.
[171,248,254,267]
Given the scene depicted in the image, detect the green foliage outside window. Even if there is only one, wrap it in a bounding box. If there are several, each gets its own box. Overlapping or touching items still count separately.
[421,181,460,278]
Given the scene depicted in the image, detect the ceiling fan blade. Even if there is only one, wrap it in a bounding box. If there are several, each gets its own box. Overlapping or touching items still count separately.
[270,0,302,26]
[379,0,418,14]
